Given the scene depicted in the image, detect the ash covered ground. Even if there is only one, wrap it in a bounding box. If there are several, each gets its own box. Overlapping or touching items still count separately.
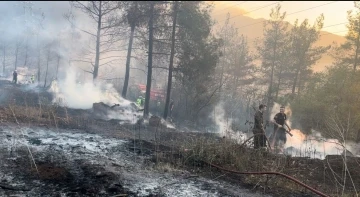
[0,126,268,197]
[0,79,360,197]
[0,79,269,197]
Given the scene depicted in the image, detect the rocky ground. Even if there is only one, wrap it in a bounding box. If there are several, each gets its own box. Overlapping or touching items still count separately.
[0,79,359,197]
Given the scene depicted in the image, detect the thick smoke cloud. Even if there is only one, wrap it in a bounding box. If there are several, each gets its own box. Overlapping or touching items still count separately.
[49,66,129,109]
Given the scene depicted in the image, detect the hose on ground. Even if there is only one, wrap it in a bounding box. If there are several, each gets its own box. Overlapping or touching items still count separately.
[204,161,330,197]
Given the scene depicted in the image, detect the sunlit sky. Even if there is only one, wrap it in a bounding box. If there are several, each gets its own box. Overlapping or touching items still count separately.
[213,1,356,36]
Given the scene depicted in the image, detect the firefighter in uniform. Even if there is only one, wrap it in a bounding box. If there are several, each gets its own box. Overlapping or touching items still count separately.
[270,105,292,149]
[253,104,267,149]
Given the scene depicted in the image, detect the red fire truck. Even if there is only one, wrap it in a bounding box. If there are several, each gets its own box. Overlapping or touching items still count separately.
[137,84,166,102]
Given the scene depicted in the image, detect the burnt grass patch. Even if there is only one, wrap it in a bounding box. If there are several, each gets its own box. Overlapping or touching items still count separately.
[1,147,138,197]
[127,136,360,197]
[1,79,360,196]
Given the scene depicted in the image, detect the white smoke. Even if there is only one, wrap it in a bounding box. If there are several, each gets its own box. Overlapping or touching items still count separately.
[284,129,360,159]
[47,67,180,127]
[49,66,130,109]
[213,102,247,143]
[270,102,360,158]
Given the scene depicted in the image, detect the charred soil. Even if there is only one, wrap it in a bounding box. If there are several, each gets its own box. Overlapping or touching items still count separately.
[0,80,359,197]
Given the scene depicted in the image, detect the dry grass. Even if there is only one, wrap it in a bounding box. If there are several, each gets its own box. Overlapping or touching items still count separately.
[148,133,360,197]
[2,100,359,197]
[0,99,85,130]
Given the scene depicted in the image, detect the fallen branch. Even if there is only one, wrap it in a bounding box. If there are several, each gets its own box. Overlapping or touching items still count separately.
[110,194,127,197]
[0,183,31,191]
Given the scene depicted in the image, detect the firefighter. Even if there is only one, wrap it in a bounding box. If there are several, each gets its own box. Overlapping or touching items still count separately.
[12,70,18,84]
[253,104,267,149]
[270,105,292,149]
[169,99,174,117]
[141,96,145,106]
[31,75,35,84]
[137,96,145,107]
[136,96,142,107]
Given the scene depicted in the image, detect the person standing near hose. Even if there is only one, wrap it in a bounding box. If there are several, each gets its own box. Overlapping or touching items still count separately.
[270,105,292,149]
[12,70,18,84]
[253,104,267,149]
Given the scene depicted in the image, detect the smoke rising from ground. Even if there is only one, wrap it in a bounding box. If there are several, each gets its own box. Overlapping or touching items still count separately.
[270,102,360,158]
[213,102,248,143]
[212,101,359,158]
[49,67,129,109]
[284,129,360,158]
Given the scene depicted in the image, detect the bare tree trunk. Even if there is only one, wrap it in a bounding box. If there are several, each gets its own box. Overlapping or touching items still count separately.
[122,21,136,98]
[266,40,277,114]
[93,1,102,81]
[163,1,178,120]
[2,47,6,74]
[219,31,226,95]
[44,49,50,88]
[232,75,236,98]
[275,70,282,100]
[37,36,41,83]
[14,44,19,70]
[354,34,360,71]
[143,2,155,118]
[297,71,302,95]
[56,55,60,79]
[292,67,300,95]
[24,36,29,67]
[231,75,239,99]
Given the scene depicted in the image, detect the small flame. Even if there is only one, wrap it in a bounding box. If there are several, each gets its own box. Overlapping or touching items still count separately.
[283,129,354,158]
[270,103,359,158]
[285,129,306,148]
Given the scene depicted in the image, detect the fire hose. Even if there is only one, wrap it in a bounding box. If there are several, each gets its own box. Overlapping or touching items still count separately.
[240,133,272,150]
[204,161,330,197]
[235,132,330,196]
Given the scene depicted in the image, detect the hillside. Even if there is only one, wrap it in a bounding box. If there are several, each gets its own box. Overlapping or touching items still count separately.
[210,2,347,72]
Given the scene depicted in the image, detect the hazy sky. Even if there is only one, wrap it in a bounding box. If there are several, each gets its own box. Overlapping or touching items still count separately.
[213,1,355,36]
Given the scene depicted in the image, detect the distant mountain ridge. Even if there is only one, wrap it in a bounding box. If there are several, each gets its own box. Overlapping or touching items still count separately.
[210,2,346,72]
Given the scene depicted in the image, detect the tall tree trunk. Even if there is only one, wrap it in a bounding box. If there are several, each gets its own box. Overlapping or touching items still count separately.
[163,1,178,120]
[2,46,6,74]
[143,2,155,118]
[93,1,102,81]
[232,75,237,99]
[354,22,360,71]
[122,21,136,98]
[275,70,282,100]
[266,39,277,115]
[232,48,238,99]
[219,31,226,95]
[354,34,360,71]
[56,55,60,79]
[14,44,19,70]
[292,67,300,95]
[37,35,41,83]
[297,71,302,95]
[24,36,29,67]
[44,50,50,88]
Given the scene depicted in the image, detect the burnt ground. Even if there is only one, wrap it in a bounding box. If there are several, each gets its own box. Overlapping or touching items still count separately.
[0,79,359,197]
